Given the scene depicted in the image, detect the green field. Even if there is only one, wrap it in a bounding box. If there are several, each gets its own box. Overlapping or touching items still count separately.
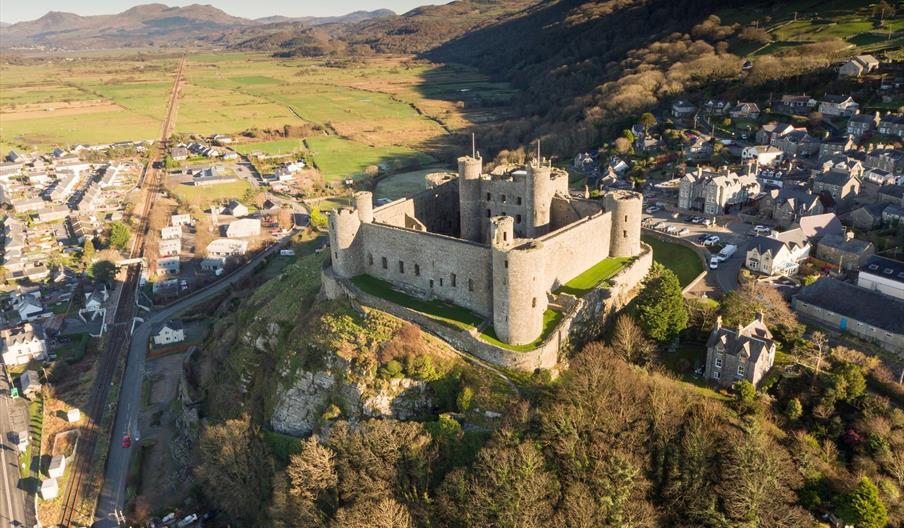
[166,179,253,207]
[558,257,634,296]
[233,139,306,155]
[642,235,704,288]
[306,136,435,182]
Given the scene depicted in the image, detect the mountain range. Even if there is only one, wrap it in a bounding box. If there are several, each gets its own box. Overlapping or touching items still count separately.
[0,4,395,48]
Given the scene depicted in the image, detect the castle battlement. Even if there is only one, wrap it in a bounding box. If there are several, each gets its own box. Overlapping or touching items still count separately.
[326,151,644,347]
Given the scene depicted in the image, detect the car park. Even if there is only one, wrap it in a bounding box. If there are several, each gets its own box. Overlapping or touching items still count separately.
[703,235,721,246]
[677,227,690,236]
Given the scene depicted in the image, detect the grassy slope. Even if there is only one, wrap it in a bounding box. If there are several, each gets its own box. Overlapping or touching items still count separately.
[642,235,704,288]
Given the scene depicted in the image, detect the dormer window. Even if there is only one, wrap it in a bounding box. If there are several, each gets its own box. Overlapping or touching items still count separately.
[737,364,745,376]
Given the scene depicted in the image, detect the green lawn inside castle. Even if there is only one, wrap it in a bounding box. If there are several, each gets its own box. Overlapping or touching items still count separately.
[326,152,651,367]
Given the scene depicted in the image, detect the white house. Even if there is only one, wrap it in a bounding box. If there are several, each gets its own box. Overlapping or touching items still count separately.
[156,256,181,276]
[223,200,249,218]
[40,479,59,500]
[66,408,81,423]
[14,294,45,321]
[857,256,904,301]
[82,286,108,321]
[171,214,193,227]
[152,321,185,346]
[1,323,48,365]
[226,218,261,238]
[48,455,66,479]
[159,238,181,257]
[745,228,811,276]
[160,226,182,240]
[206,238,248,258]
[741,145,784,167]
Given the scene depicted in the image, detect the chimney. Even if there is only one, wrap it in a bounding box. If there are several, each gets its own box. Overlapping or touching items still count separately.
[845,228,854,241]
[583,185,590,199]
[696,166,703,177]
[715,315,722,330]
[755,311,765,324]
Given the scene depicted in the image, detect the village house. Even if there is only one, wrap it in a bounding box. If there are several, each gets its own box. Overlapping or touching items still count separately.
[157,256,180,276]
[838,55,880,77]
[877,114,904,138]
[14,294,45,321]
[741,145,784,167]
[878,184,904,204]
[1,323,48,365]
[206,238,248,258]
[171,213,192,227]
[222,200,249,218]
[703,99,732,115]
[679,167,760,214]
[745,228,810,276]
[777,94,817,114]
[883,204,904,224]
[152,320,185,346]
[815,231,874,271]
[864,167,896,186]
[797,213,843,242]
[756,122,795,145]
[849,203,891,230]
[858,255,904,301]
[730,102,760,120]
[671,99,697,119]
[818,137,856,161]
[818,95,859,117]
[160,226,181,240]
[759,185,824,227]
[813,169,860,203]
[704,314,776,389]
[772,129,821,158]
[848,111,881,138]
[19,370,41,398]
[83,285,108,321]
[158,237,181,257]
[864,148,904,175]
[225,218,261,238]
[170,147,189,161]
[794,278,903,353]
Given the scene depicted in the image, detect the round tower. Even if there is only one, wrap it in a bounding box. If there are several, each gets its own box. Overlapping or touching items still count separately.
[525,161,553,237]
[604,190,643,258]
[327,209,364,278]
[458,155,483,242]
[354,191,373,223]
[491,218,546,346]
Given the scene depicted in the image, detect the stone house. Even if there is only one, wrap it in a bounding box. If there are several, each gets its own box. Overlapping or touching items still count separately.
[794,278,904,353]
[813,169,860,203]
[745,228,810,276]
[865,148,904,175]
[838,55,880,77]
[704,314,776,389]
[877,114,904,138]
[818,137,856,161]
[756,123,795,145]
[815,231,874,271]
[741,145,783,166]
[678,167,760,214]
[848,111,881,138]
[778,94,818,114]
[878,184,904,204]
[818,95,859,117]
[671,100,697,119]
[848,203,890,230]
[772,129,821,158]
[883,204,904,225]
[703,99,732,115]
[759,185,824,227]
[1,323,47,365]
[864,168,896,186]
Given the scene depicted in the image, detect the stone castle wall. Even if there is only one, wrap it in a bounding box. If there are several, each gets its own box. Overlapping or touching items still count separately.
[536,211,613,290]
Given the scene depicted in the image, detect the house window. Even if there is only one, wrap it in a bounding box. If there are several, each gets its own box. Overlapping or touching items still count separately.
[737,364,745,376]
[468,278,474,291]
[368,253,374,266]
[381,256,387,269]
[714,356,723,368]
[451,273,457,287]
[713,371,720,379]
[414,264,420,276]
[399,261,405,274]
[516,214,522,224]
[517,197,522,205]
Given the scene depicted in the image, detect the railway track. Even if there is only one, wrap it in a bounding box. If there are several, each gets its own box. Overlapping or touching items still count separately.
[56,55,185,528]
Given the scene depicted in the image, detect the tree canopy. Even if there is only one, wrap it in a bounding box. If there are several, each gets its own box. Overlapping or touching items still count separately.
[634,262,688,341]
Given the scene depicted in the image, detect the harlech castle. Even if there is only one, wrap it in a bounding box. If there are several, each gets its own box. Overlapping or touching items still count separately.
[326,153,644,347]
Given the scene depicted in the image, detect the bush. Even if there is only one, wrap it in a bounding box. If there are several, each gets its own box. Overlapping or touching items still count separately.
[456,385,474,412]
[381,360,404,379]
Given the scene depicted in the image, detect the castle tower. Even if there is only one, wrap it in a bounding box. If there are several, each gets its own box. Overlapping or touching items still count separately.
[490,216,547,345]
[604,190,643,258]
[327,209,364,278]
[457,155,483,243]
[525,160,553,237]
[354,191,374,223]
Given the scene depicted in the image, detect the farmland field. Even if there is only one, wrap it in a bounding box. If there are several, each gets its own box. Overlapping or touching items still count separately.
[233,139,306,155]
[306,136,435,182]
[166,178,253,207]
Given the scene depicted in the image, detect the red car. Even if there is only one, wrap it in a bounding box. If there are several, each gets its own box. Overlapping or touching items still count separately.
[121,435,132,449]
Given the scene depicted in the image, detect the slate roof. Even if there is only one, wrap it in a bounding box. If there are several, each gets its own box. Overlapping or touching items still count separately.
[797,213,843,240]
[861,255,904,285]
[816,169,855,187]
[706,317,774,365]
[749,235,789,256]
[818,233,873,254]
[795,278,904,334]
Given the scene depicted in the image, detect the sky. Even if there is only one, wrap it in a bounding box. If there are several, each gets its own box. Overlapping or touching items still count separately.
[0,0,445,24]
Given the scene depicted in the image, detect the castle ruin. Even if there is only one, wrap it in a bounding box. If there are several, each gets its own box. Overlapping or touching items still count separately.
[327,153,644,347]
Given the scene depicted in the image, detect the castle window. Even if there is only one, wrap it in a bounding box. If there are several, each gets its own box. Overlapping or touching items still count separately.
[468,278,473,291]
[532,297,537,308]
[504,260,508,269]
[623,229,627,238]
[487,192,491,201]
[368,253,374,266]
[503,231,508,241]
[501,195,507,203]
[381,256,388,269]
[487,209,491,217]
[415,264,420,276]
[451,273,457,287]
[440,278,444,287]
[399,261,405,273]
[429,279,434,288]
[517,196,522,205]
[625,214,628,222]
[516,214,522,224]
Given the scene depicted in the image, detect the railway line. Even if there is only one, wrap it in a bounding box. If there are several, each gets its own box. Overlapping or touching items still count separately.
[56,55,185,528]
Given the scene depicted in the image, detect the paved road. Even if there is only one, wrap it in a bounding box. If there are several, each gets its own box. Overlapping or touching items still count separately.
[0,374,29,528]
[94,234,293,527]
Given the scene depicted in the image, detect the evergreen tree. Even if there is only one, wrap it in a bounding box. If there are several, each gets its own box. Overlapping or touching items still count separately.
[109,221,131,250]
[82,238,96,267]
[634,262,688,341]
[837,477,889,528]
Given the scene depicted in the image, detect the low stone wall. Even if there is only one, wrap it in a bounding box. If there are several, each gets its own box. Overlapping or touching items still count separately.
[323,245,653,371]
[641,228,709,294]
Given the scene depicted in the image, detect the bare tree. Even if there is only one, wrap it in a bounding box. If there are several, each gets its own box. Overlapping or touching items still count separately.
[609,314,656,364]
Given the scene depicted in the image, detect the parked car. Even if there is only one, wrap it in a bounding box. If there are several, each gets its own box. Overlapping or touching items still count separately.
[697,234,710,242]
[645,205,660,214]
[701,218,714,226]
[703,235,721,246]
[752,225,771,235]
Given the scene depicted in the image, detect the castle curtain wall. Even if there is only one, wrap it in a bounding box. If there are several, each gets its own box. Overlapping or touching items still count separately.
[536,211,613,290]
